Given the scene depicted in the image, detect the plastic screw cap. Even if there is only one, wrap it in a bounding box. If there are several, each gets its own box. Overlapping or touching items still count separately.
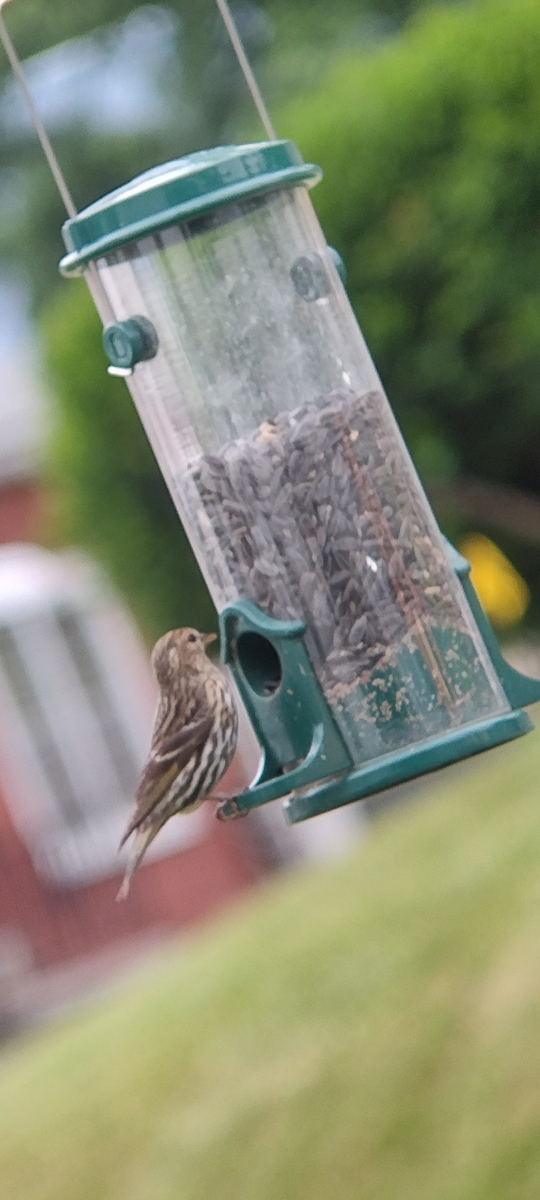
[290,248,346,302]
[102,315,159,370]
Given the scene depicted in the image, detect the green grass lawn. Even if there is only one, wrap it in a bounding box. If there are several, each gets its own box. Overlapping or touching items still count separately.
[2,714,540,1200]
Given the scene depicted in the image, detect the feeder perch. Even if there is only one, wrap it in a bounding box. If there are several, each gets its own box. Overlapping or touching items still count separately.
[59,140,540,823]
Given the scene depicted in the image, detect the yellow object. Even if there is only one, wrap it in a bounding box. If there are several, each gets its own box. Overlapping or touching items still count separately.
[458,534,530,628]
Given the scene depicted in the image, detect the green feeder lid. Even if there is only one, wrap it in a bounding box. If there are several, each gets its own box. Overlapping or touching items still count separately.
[60,140,322,274]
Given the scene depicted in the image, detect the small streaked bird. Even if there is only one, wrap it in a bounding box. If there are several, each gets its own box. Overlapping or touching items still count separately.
[117,627,238,900]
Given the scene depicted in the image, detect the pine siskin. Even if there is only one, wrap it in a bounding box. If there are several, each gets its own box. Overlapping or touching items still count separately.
[117,627,238,900]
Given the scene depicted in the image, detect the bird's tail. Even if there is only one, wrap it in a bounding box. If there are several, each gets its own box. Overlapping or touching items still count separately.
[116,822,161,901]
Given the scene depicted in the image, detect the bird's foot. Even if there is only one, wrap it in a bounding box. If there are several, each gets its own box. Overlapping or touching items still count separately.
[215,796,249,821]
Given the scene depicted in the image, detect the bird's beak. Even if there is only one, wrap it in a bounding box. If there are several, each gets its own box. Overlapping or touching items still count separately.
[203,632,218,646]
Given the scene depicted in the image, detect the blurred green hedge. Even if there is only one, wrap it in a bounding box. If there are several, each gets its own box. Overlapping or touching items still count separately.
[284,0,540,491]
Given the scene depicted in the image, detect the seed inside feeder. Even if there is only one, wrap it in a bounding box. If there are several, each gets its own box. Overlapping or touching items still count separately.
[191,388,506,761]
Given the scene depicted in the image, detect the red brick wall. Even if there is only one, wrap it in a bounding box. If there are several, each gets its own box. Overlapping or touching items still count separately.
[0,480,43,545]
[0,780,264,971]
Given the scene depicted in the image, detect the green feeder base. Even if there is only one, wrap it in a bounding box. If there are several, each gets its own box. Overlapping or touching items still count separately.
[283,708,531,823]
[218,541,540,824]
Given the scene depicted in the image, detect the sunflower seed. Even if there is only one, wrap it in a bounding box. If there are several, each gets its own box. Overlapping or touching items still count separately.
[189,388,502,758]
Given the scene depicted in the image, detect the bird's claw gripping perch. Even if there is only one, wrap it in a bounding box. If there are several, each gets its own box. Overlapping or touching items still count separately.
[216,797,248,820]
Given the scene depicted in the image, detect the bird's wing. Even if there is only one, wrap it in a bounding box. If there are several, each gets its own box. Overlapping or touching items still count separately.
[119,708,214,845]
[151,703,214,765]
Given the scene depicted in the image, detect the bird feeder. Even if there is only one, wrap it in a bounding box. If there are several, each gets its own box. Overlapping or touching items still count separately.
[60,140,540,823]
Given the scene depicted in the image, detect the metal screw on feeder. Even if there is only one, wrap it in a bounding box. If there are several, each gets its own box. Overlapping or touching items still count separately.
[5,0,540,826]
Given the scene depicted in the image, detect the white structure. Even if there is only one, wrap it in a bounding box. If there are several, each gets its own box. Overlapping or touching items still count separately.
[0,544,207,885]
[0,277,50,482]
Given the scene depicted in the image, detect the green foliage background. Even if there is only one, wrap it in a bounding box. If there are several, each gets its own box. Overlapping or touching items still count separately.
[39,0,540,636]
[285,0,540,493]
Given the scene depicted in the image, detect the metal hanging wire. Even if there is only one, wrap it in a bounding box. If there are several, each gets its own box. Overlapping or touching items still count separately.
[0,0,277,318]
[214,0,277,140]
[0,0,115,323]
[0,3,77,216]
[0,4,76,214]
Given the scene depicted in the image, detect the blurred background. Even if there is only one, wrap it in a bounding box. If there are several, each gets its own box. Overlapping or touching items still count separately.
[1,2,540,1197]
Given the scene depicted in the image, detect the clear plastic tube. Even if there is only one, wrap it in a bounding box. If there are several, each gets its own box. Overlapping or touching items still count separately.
[95,186,508,762]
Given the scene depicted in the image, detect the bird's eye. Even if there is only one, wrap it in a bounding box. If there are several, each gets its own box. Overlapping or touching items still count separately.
[187,633,197,643]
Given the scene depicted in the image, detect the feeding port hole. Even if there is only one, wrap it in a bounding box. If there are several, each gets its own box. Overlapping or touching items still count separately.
[236,632,282,696]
